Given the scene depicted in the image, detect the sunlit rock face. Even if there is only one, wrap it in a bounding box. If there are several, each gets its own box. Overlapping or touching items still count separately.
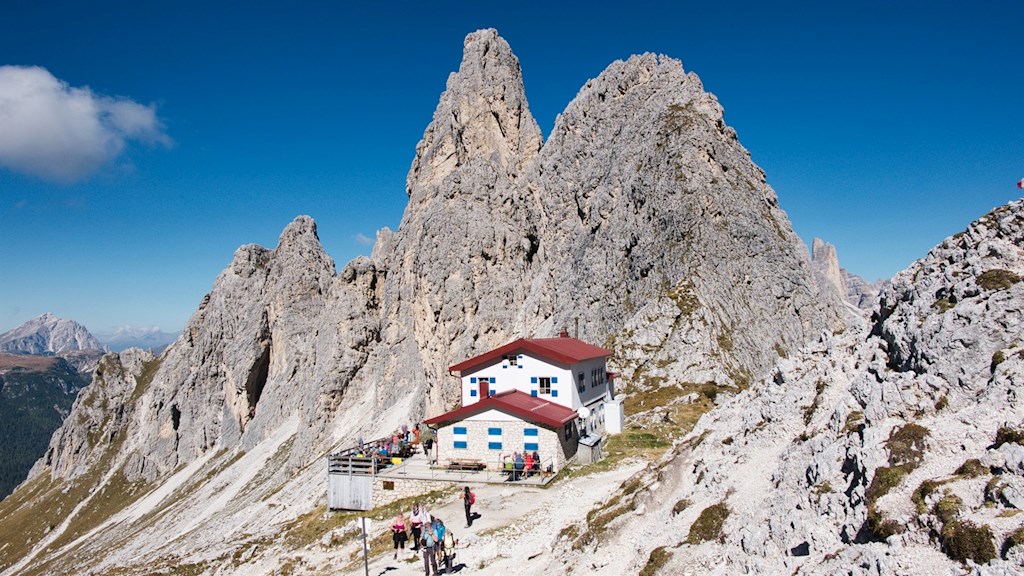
[10,28,844,575]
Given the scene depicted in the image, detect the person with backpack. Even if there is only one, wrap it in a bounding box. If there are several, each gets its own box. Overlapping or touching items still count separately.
[432,517,446,567]
[420,518,439,576]
[463,486,475,527]
[440,523,457,574]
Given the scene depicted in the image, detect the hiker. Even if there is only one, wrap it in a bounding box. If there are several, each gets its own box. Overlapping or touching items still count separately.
[422,427,435,458]
[414,423,421,445]
[410,503,424,551]
[524,452,534,478]
[531,450,541,475]
[433,517,446,566]
[391,512,408,559]
[463,486,475,527]
[420,517,439,576]
[440,522,457,574]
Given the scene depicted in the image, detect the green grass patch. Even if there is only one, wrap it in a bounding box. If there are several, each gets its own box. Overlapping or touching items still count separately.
[639,546,673,576]
[977,269,1021,292]
[994,427,1024,448]
[866,507,904,539]
[887,423,929,467]
[954,459,988,479]
[686,501,729,544]
[843,411,864,435]
[941,520,996,565]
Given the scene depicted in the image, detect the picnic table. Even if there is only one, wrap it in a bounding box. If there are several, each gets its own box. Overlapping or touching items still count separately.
[447,458,486,471]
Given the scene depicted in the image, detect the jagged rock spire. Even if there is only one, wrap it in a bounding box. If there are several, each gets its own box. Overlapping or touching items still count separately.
[406,28,543,195]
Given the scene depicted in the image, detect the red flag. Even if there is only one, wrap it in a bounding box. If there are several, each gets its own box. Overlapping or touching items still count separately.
[1019,178,1024,189]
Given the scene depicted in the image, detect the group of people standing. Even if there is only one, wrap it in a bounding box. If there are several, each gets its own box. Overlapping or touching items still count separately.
[391,501,457,575]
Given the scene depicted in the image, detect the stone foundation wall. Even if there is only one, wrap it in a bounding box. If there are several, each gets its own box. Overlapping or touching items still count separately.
[371,476,455,508]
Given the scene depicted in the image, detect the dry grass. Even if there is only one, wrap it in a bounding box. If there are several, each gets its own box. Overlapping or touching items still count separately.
[0,353,57,371]
[686,501,729,544]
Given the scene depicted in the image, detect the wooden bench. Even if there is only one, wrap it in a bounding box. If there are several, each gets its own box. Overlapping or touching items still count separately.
[447,458,486,471]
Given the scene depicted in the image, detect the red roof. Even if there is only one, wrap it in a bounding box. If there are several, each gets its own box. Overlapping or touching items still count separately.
[448,336,610,375]
[423,390,578,429]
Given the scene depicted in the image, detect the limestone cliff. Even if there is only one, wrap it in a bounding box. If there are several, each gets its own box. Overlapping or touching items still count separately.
[811,237,884,310]
[559,199,1024,574]
[1,29,842,576]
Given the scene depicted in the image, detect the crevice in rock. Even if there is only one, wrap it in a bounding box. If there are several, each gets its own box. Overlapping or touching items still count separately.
[245,340,271,418]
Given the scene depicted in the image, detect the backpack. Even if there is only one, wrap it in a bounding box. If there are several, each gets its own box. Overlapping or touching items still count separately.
[470,491,476,505]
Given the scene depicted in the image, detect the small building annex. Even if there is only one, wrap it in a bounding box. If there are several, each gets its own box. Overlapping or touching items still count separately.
[423,331,623,474]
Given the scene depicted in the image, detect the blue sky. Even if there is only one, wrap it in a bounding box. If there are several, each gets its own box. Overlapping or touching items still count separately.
[1,1,1021,334]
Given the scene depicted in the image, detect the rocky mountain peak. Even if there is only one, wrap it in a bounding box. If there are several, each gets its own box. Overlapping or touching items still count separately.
[3,30,853,575]
[406,28,542,195]
[811,237,845,300]
[0,313,102,355]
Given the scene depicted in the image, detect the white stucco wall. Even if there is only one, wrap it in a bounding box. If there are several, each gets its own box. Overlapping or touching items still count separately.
[458,352,610,410]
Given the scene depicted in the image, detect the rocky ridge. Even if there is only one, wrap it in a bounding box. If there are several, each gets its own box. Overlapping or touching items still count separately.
[549,199,1024,575]
[2,29,841,575]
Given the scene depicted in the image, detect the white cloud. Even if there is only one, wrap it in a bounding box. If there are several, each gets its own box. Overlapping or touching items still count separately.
[0,66,171,183]
[354,232,374,246]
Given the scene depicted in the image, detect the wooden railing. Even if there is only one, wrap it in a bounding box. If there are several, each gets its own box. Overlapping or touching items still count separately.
[327,435,418,476]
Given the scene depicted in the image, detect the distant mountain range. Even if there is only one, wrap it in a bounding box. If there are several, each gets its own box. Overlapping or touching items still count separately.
[94,326,180,353]
[0,314,180,356]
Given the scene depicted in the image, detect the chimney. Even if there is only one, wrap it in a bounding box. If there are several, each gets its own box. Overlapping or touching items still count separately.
[559,327,570,338]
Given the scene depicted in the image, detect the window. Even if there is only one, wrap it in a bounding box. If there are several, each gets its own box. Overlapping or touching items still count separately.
[505,355,517,366]
[539,377,551,395]
[454,426,467,449]
[563,423,573,440]
[577,372,585,393]
[524,428,539,452]
[488,427,502,450]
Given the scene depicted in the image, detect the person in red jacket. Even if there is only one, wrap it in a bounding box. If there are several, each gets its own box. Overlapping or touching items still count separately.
[463,486,474,528]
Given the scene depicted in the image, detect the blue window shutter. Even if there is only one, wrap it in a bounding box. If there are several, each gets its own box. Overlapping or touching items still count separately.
[489,390,495,396]
[551,377,558,383]
[454,427,466,435]
[502,365,507,369]
[488,442,502,450]
[488,428,502,435]
[552,390,559,397]
[525,442,539,451]
[524,428,538,436]
[518,354,523,358]
[531,390,538,397]
[530,377,537,384]
[454,441,467,449]
[518,365,523,369]
[470,377,477,383]
[470,389,477,397]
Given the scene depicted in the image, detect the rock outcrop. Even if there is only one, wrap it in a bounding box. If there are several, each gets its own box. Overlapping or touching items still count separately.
[0,313,102,355]
[811,237,884,310]
[555,199,1024,574]
[1,29,844,575]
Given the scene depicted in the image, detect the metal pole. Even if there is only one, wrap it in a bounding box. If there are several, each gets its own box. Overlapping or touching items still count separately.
[362,516,369,576]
